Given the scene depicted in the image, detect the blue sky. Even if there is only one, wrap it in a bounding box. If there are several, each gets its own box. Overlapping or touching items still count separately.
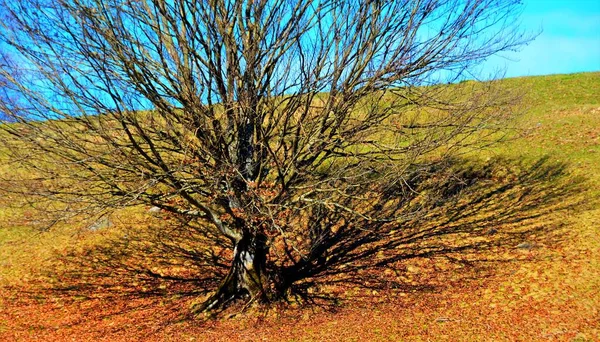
[484,0,600,78]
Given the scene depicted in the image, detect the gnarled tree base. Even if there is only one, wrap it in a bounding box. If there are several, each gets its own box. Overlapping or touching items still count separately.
[193,233,269,313]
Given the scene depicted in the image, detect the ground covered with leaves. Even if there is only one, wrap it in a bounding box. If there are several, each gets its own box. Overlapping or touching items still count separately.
[1,73,599,341]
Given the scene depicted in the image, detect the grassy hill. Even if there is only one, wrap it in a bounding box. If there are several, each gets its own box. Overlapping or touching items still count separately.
[1,72,599,341]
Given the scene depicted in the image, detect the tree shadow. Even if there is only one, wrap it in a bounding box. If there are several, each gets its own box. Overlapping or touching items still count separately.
[19,155,591,329]
[280,156,591,307]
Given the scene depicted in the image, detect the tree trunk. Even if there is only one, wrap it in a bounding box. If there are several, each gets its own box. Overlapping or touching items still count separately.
[195,232,269,312]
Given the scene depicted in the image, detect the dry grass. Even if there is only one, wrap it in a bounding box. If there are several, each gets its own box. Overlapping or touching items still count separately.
[1,72,599,341]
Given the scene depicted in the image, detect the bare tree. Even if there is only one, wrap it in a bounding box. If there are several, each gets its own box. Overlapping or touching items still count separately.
[0,53,17,122]
[0,0,528,311]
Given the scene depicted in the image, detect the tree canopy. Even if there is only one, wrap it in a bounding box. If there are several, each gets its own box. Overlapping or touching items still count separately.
[0,0,529,311]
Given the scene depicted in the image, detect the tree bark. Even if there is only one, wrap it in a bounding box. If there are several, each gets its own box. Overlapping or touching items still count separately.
[195,232,269,312]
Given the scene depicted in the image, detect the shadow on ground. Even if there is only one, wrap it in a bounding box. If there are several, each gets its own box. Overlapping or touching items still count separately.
[285,156,590,308]
[3,155,591,334]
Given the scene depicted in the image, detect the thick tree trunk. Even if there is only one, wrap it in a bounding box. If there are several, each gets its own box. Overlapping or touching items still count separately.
[195,232,269,312]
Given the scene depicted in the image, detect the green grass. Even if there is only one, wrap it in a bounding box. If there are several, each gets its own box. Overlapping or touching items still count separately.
[493,72,600,161]
[465,73,600,195]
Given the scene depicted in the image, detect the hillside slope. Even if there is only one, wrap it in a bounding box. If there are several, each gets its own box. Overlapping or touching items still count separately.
[1,72,599,341]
